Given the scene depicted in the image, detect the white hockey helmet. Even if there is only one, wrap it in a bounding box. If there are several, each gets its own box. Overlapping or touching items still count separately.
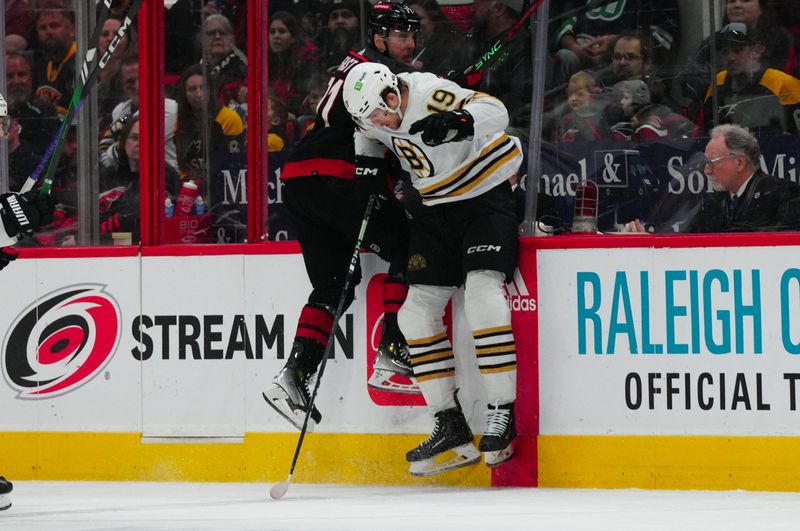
[342,62,401,126]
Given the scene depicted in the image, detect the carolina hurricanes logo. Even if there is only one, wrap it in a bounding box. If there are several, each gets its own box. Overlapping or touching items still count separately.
[2,284,121,399]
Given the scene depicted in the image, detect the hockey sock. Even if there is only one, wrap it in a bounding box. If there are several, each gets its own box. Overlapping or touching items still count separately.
[398,285,458,411]
[465,270,517,404]
[288,304,334,375]
[382,276,408,343]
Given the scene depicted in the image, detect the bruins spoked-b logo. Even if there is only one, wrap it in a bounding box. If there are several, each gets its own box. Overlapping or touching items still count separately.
[2,284,121,399]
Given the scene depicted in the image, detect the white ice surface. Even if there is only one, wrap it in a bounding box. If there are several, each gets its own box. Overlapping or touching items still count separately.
[2,481,800,530]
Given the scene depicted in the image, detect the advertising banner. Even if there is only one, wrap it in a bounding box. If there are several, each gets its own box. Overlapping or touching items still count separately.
[538,246,800,436]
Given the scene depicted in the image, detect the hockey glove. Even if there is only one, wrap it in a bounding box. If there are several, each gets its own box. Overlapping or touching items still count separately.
[355,155,389,207]
[0,190,56,238]
[408,110,474,147]
[0,247,18,272]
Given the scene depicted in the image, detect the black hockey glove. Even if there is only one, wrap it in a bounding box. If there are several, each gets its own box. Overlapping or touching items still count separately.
[355,155,389,207]
[0,190,56,238]
[0,247,18,272]
[408,110,474,147]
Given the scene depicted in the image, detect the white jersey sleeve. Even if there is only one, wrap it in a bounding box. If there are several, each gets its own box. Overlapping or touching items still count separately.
[354,129,387,159]
[365,72,522,205]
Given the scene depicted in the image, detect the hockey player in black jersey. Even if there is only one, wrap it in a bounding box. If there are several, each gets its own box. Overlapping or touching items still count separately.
[262,1,424,431]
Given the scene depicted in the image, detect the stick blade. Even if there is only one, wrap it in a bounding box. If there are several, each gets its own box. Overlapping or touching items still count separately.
[270,477,292,500]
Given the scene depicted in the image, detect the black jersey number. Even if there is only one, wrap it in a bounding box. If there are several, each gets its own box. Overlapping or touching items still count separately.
[426,89,456,113]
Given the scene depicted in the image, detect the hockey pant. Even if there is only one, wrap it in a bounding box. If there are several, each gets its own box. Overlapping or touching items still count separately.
[398,269,516,413]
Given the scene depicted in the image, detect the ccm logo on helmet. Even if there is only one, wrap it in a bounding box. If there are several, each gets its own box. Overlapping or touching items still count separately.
[467,245,502,254]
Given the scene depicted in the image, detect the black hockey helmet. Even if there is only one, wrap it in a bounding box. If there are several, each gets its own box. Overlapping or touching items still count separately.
[368,1,421,39]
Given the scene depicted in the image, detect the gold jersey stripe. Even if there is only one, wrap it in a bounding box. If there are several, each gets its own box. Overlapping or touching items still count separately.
[476,345,516,356]
[416,369,456,382]
[407,332,449,347]
[474,324,514,337]
[444,145,520,199]
[418,135,511,195]
[479,364,517,375]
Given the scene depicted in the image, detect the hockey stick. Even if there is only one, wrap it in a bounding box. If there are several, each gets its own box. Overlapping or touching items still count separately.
[22,0,144,195]
[270,195,377,501]
[463,0,546,79]
[20,0,113,193]
[459,0,620,85]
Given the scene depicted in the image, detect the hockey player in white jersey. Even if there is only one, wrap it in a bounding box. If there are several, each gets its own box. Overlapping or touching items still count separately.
[342,62,521,475]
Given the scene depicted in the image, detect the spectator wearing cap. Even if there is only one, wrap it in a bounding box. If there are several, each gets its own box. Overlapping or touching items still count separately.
[681,0,795,117]
[698,22,800,137]
[469,0,531,120]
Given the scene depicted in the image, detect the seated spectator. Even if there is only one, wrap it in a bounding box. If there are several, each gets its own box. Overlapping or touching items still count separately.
[267,93,293,152]
[681,0,795,120]
[556,71,610,142]
[551,0,680,87]
[607,78,651,139]
[203,13,248,110]
[203,0,248,51]
[6,0,34,43]
[4,104,39,191]
[32,8,76,116]
[99,117,179,243]
[469,0,531,118]
[174,64,246,181]
[295,72,328,139]
[592,31,674,130]
[624,123,796,233]
[268,11,319,116]
[407,0,469,77]
[6,34,29,53]
[698,23,800,137]
[631,104,699,140]
[5,52,61,154]
[313,0,367,72]
[101,55,180,172]
[97,17,137,129]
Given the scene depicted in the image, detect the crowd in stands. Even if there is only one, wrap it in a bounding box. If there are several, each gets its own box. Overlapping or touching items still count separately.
[3,0,249,245]
[4,0,800,244]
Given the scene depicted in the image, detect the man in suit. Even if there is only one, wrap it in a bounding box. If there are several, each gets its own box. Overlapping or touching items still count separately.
[625,123,795,233]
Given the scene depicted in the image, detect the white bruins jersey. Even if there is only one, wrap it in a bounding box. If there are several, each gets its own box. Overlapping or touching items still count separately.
[354,72,522,205]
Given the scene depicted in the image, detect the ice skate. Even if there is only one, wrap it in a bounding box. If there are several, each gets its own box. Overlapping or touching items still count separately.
[368,340,421,395]
[479,402,516,467]
[406,407,480,476]
[0,476,12,511]
[262,365,322,431]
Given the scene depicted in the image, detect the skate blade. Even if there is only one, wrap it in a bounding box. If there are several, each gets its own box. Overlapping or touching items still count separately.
[408,443,480,477]
[483,444,514,468]
[262,391,316,433]
[0,493,10,511]
[368,369,421,395]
